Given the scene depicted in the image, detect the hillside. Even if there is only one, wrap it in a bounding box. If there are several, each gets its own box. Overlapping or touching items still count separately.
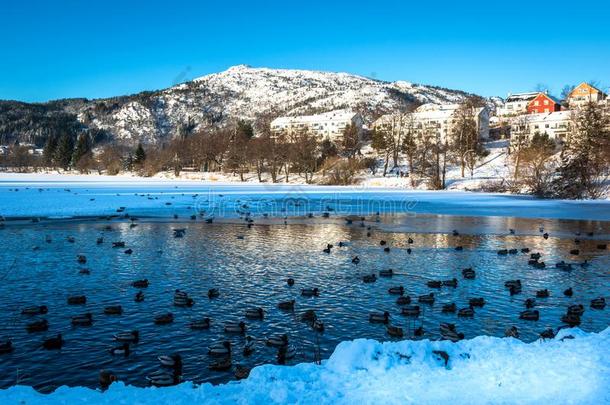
[0,65,473,147]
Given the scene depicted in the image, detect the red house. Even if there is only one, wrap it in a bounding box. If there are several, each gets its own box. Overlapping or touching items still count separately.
[527,92,561,114]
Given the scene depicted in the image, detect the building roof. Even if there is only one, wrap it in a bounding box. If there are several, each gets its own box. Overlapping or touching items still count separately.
[505,92,540,103]
[528,92,561,105]
[568,82,608,98]
[271,109,359,126]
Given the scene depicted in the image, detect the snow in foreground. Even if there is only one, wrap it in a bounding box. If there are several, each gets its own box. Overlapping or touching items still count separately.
[2,327,608,405]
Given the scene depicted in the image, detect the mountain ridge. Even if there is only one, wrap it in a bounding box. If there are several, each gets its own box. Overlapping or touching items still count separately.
[0,65,476,147]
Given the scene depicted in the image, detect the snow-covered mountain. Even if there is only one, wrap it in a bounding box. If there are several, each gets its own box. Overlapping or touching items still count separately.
[1,65,475,146]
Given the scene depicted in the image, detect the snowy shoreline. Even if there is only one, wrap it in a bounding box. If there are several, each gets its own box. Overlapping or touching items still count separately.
[1,327,608,404]
[1,173,610,221]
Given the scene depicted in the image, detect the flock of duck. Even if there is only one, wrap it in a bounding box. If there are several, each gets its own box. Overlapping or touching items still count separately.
[0,209,608,390]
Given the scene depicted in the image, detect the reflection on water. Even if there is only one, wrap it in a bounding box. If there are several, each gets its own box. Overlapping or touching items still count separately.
[0,213,608,392]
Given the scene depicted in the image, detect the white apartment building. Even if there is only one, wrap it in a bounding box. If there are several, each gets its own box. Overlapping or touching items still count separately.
[509,111,572,143]
[496,92,539,116]
[270,109,364,141]
[373,103,490,143]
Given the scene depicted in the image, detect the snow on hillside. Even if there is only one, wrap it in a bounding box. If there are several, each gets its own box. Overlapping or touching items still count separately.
[1,327,608,404]
[74,65,472,145]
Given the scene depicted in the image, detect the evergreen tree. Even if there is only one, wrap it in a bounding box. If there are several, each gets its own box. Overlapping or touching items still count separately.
[71,134,91,166]
[43,135,58,167]
[134,143,146,164]
[54,134,75,170]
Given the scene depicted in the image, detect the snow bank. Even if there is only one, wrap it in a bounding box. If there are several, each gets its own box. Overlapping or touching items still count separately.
[2,327,608,404]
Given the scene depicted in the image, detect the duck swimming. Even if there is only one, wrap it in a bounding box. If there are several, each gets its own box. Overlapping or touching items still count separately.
[462,268,475,279]
[278,300,295,310]
[418,293,435,304]
[401,305,420,317]
[519,309,540,321]
[21,305,48,315]
[266,334,289,347]
[42,333,64,350]
[379,269,393,277]
[440,323,464,342]
[525,298,536,308]
[563,287,573,297]
[369,311,390,324]
[0,339,13,354]
[363,274,377,283]
[224,321,246,334]
[352,256,360,264]
[27,319,49,333]
[386,325,404,337]
[71,313,93,326]
[114,330,139,343]
[567,304,585,316]
[245,307,264,320]
[131,279,149,288]
[590,297,606,309]
[442,278,458,288]
[154,313,174,325]
[208,288,220,298]
[536,289,550,298]
[109,343,130,357]
[442,303,456,313]
[208,341,231,356]
[427,280,442,288]
[189,318,211,330]
[458,307,474,318]
[561,313,581,326]
[135,291,145,302]
[209,357,232,371]
[301,288,320,297]
[243,336,255,356]
[504,326,519,338]
[396,295,411,305]
[67,295,86,305]
[104,305,123,315]
[388,286,404,295]
[469,297,485,307]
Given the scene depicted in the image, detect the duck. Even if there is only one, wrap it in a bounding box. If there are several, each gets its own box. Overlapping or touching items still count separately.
[208,288,220,298]
[530,252,542,260]
[509,284,522,295]
[266,334,289,347]
[380,240,387,246]
[109,343,130,356]
[71,313,93,326]
[455,246,463,251]
[352,256,360,264]
[563,287,573,297]
[146,370,179,387]
[442,303,456,313]
[27,319,49,333]
[590,297,606,309]
[497,249,508,255]
[67,236,76,243]
[278,300,295,310]
[369,311,390,324]
[440,323,464,342]
[469,297,485,307]
[234,365,251,380]
[158,354,182,369]
[0,339,13,354]
[396,295,411,305]
[414,326,425,337]
[277,344,297,364]
[388,286,404,295]
[379,269,394,277]
[286,278,295,286]
[597,244,607,250]
[401,305,420,317]
[504,326,519,338]
[556,262,573,271]
[245,307,264,320]
[78,268,91,275]
[243,336,255,356]
[99,370,118,389]
[208,341,231,356]
[442,278,458,288]
[418,293,435,304]
[189,318,211,330]
[539,328,555,339]
[427,280,442,288]
[536,289,550,298]
[569,249,579,255]
[112,241,125,248]
[462,268,475,279]
[561,313,581,326]
[21,305,48,315]
[543,233,549,239]
[225,321,246,334]
[301,288,320,297]
[311,319,325,332]
[114,330,139,343]
[173,291,195,307]
[301,310,317,323]
[131,279,149,288]
[567,304,585,316]
[154,313,174,325]
[386,325,404,337]
[519,310,540,321]
[521,247,530,253]
[104,305,123,315]
[525,298,536,308]
[458,307,474,318]
[504,280,522,289]
[363,274,377,283]
[77,255,87,264]
[135,291,145,302]
[42,333,64,350]
[452,230,460,236]
[67,295,86,305]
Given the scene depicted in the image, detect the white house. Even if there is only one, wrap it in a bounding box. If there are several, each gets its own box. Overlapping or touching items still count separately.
[373,103,490,144]
[270,109,363,141]
[509,111,572,143]
[496,92,539,116]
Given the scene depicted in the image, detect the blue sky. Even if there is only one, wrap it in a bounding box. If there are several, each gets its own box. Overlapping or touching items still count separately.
[1,0,609,102]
